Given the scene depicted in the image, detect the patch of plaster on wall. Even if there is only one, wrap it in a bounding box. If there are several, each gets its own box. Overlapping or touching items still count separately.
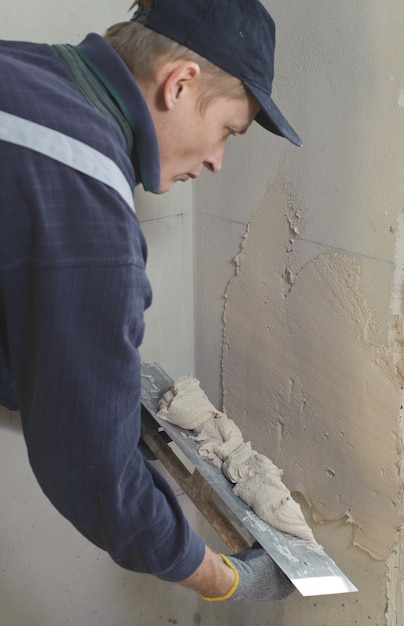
[386,389,404,626]
[222,180,402,561]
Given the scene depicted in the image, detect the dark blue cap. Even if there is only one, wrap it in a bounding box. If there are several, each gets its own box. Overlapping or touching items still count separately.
[131,0,302,146]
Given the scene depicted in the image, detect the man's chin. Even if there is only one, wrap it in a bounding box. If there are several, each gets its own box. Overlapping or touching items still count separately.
[153,177,192,194]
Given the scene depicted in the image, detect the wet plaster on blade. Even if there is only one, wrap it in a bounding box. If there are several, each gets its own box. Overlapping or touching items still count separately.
[222,180,402,561]
[157,376,319,545]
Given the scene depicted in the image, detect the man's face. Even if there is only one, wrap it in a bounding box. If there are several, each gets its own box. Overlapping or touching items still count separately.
[154,90,260,193]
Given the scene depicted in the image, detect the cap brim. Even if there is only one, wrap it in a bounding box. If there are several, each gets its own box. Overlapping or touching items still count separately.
[246,82,303,147]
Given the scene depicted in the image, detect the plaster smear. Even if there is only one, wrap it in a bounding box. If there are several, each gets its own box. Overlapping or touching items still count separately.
[158,376,319,546]
[222,181,402,561]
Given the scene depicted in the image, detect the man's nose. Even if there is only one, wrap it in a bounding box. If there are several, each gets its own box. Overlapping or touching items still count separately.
[203,145,225,173]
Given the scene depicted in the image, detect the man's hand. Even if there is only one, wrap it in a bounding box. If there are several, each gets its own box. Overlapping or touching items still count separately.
[214,549,295,602]
[180,545,294,602]
[179,546,235,598]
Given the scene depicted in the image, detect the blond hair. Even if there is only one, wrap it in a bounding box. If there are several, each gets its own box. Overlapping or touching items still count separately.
[104,3,247,110]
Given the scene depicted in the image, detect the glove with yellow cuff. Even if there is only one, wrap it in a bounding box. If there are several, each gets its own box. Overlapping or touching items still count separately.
[201,548,294,602]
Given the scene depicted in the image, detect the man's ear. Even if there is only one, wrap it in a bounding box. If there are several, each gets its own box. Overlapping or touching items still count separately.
[162,61,201,110]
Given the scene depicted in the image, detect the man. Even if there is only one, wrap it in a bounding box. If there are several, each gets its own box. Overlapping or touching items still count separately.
[0,0,301,602]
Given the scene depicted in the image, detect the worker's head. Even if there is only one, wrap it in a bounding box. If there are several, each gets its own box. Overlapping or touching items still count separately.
[105,0,301,193]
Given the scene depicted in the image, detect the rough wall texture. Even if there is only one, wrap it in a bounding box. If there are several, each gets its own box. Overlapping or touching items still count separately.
[223,180,402,562]
[222,181,403,624]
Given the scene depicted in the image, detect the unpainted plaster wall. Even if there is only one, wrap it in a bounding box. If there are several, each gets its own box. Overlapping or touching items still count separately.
[195,1,404,624]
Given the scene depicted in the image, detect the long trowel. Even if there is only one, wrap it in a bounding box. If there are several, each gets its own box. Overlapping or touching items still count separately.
[141,362,358,597]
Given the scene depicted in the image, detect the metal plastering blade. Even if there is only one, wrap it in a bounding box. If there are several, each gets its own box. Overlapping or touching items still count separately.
[141,362,358,597]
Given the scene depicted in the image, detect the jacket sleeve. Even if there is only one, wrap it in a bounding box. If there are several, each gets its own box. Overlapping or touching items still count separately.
[13,257,205,582]
[0,35,205,582]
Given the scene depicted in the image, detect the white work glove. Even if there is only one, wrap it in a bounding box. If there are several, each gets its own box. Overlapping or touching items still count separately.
[201,548,295,602]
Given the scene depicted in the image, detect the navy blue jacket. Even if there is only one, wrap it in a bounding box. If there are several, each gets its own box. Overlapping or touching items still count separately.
[0,33,205,581]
